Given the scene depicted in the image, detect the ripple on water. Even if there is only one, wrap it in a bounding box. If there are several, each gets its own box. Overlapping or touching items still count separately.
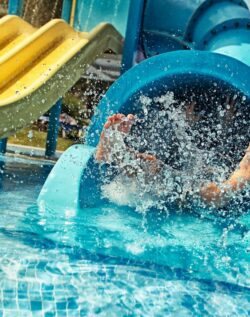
[0,144,249,316]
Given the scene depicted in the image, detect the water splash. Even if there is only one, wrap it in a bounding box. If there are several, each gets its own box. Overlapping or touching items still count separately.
[100,91,249,213]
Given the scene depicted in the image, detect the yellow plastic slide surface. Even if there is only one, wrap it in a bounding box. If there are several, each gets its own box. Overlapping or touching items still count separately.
[0,15,122,138]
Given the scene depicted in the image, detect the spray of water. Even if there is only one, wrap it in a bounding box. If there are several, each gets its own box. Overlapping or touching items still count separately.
[99,91,249,213]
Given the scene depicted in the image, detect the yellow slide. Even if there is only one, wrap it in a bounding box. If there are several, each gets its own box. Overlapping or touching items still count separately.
[0,15,123,138]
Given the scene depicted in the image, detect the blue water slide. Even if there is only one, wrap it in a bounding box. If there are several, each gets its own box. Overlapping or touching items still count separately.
[38,51,250,210]
[39,0,250,223]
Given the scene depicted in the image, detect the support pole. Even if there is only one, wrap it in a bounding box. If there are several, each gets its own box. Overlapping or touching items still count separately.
[61,0,73,23]
[45,0,73,157]
[45,100,62,157]
[8,0,23,15]
[0,0,24,153]
[70,0,77,27]
[121,0,145,74]
[0,139,7,154]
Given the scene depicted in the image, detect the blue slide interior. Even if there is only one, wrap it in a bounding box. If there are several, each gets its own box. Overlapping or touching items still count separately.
[87,51,250,147]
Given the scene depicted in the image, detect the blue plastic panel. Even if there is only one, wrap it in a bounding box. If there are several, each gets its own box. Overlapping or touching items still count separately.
[143,0,248,38]
[143,0,204,37]
[190,1,250,47]
[121,0,145,73]
[142,0,250,56]
[38,144,96,210]
[142,31,191,58]
[206,28,250,66]
[74,0,130,36]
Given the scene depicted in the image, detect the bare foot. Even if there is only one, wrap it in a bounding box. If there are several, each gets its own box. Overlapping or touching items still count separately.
[96,113,135,162]
[136,153,163,175]
[200,182,227,208]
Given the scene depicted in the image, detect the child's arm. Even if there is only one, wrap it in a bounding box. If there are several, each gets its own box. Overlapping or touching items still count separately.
[200,144,250,207]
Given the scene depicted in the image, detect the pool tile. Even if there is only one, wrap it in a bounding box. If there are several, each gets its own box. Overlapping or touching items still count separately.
[42,284,54,292]
[18,282,28,292]
[32,310,43,317]
[18,300,30,310]
[30,291,42,301]
[66,298,78,310]
[2,281,17,290]
[80,309,88,316]
[3,290,15,299]
[56,311,67,317]
[41,300,55,311]
[37,261,47,270]
[3,300,17,309]
[67,309,80,317]
[17,271,26,278]
[42,292,54,301]
[3,310,32,317]
[56,301,67,310]
[30,300,42,311]
[44,311,56,317]
[54,291,66,300]
[29,282,41,292]
[18,291,27,299]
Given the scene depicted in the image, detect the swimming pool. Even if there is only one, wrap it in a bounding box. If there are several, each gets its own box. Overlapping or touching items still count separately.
[0,154,249,316]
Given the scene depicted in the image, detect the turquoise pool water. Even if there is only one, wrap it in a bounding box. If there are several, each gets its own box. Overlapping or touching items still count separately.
[0,155,249,316]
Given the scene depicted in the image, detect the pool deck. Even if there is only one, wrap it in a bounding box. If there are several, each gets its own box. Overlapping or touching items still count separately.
[6,143,62,162]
